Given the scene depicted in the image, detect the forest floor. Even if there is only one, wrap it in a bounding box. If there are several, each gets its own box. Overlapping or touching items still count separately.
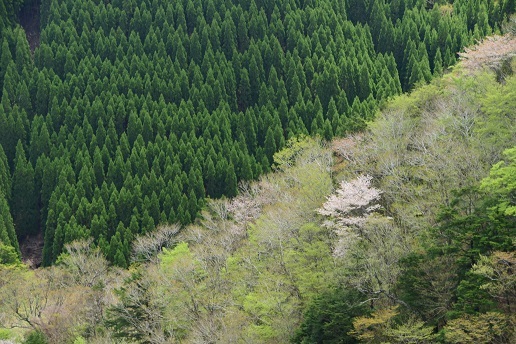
[19,231,44,268]
[19,0,41,53]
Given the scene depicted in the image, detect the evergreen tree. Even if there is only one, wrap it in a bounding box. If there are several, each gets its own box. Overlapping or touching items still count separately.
[0,145,11,200]
[0,37,12,88]
[0,192,19,255]
[264,127,276,163]
[224,162,238,198]
[11,141,39,238]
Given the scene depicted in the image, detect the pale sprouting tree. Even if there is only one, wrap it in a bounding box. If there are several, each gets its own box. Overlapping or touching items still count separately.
[131,224,180,264]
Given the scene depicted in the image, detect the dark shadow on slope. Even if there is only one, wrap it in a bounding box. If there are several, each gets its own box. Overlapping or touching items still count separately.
[19,0,41,53]
[19,231,44,268]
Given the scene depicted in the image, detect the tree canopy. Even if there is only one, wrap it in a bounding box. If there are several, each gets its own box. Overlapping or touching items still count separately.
[0,0,509,266]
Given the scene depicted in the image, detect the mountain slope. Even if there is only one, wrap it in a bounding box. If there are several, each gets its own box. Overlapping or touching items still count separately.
[0,0,508,266]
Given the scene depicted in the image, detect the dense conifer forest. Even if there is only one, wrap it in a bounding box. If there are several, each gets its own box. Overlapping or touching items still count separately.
[0,0,515,343]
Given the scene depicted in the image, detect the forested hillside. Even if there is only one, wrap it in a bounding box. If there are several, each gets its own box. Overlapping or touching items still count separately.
[1,56,514,343]
[0,0,515,343]
[0,0,512,267]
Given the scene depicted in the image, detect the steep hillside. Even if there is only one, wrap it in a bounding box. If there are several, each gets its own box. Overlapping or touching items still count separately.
[1,45,514,342]
[0,1,515,343]
[0,0,510,267]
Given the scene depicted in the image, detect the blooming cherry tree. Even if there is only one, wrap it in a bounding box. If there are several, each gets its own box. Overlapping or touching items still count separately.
[318,175,382,257]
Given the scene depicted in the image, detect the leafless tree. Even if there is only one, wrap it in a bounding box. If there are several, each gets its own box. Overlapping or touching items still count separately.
[131,224,181,264]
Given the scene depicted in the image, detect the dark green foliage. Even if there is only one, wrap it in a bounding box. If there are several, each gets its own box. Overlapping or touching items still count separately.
[293,288,370,344]
[0,37,12,87]
[22,331,48,344]
[0,195,20,255]
[396,179,516,328]
[435,187,515,269]
[0,1,25,32]
[0,147,19,255]
[11,140,38,238]
[0,145,10,198]
[454,272,496,314]
[396,252,460,327]
[105,271,168,343]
